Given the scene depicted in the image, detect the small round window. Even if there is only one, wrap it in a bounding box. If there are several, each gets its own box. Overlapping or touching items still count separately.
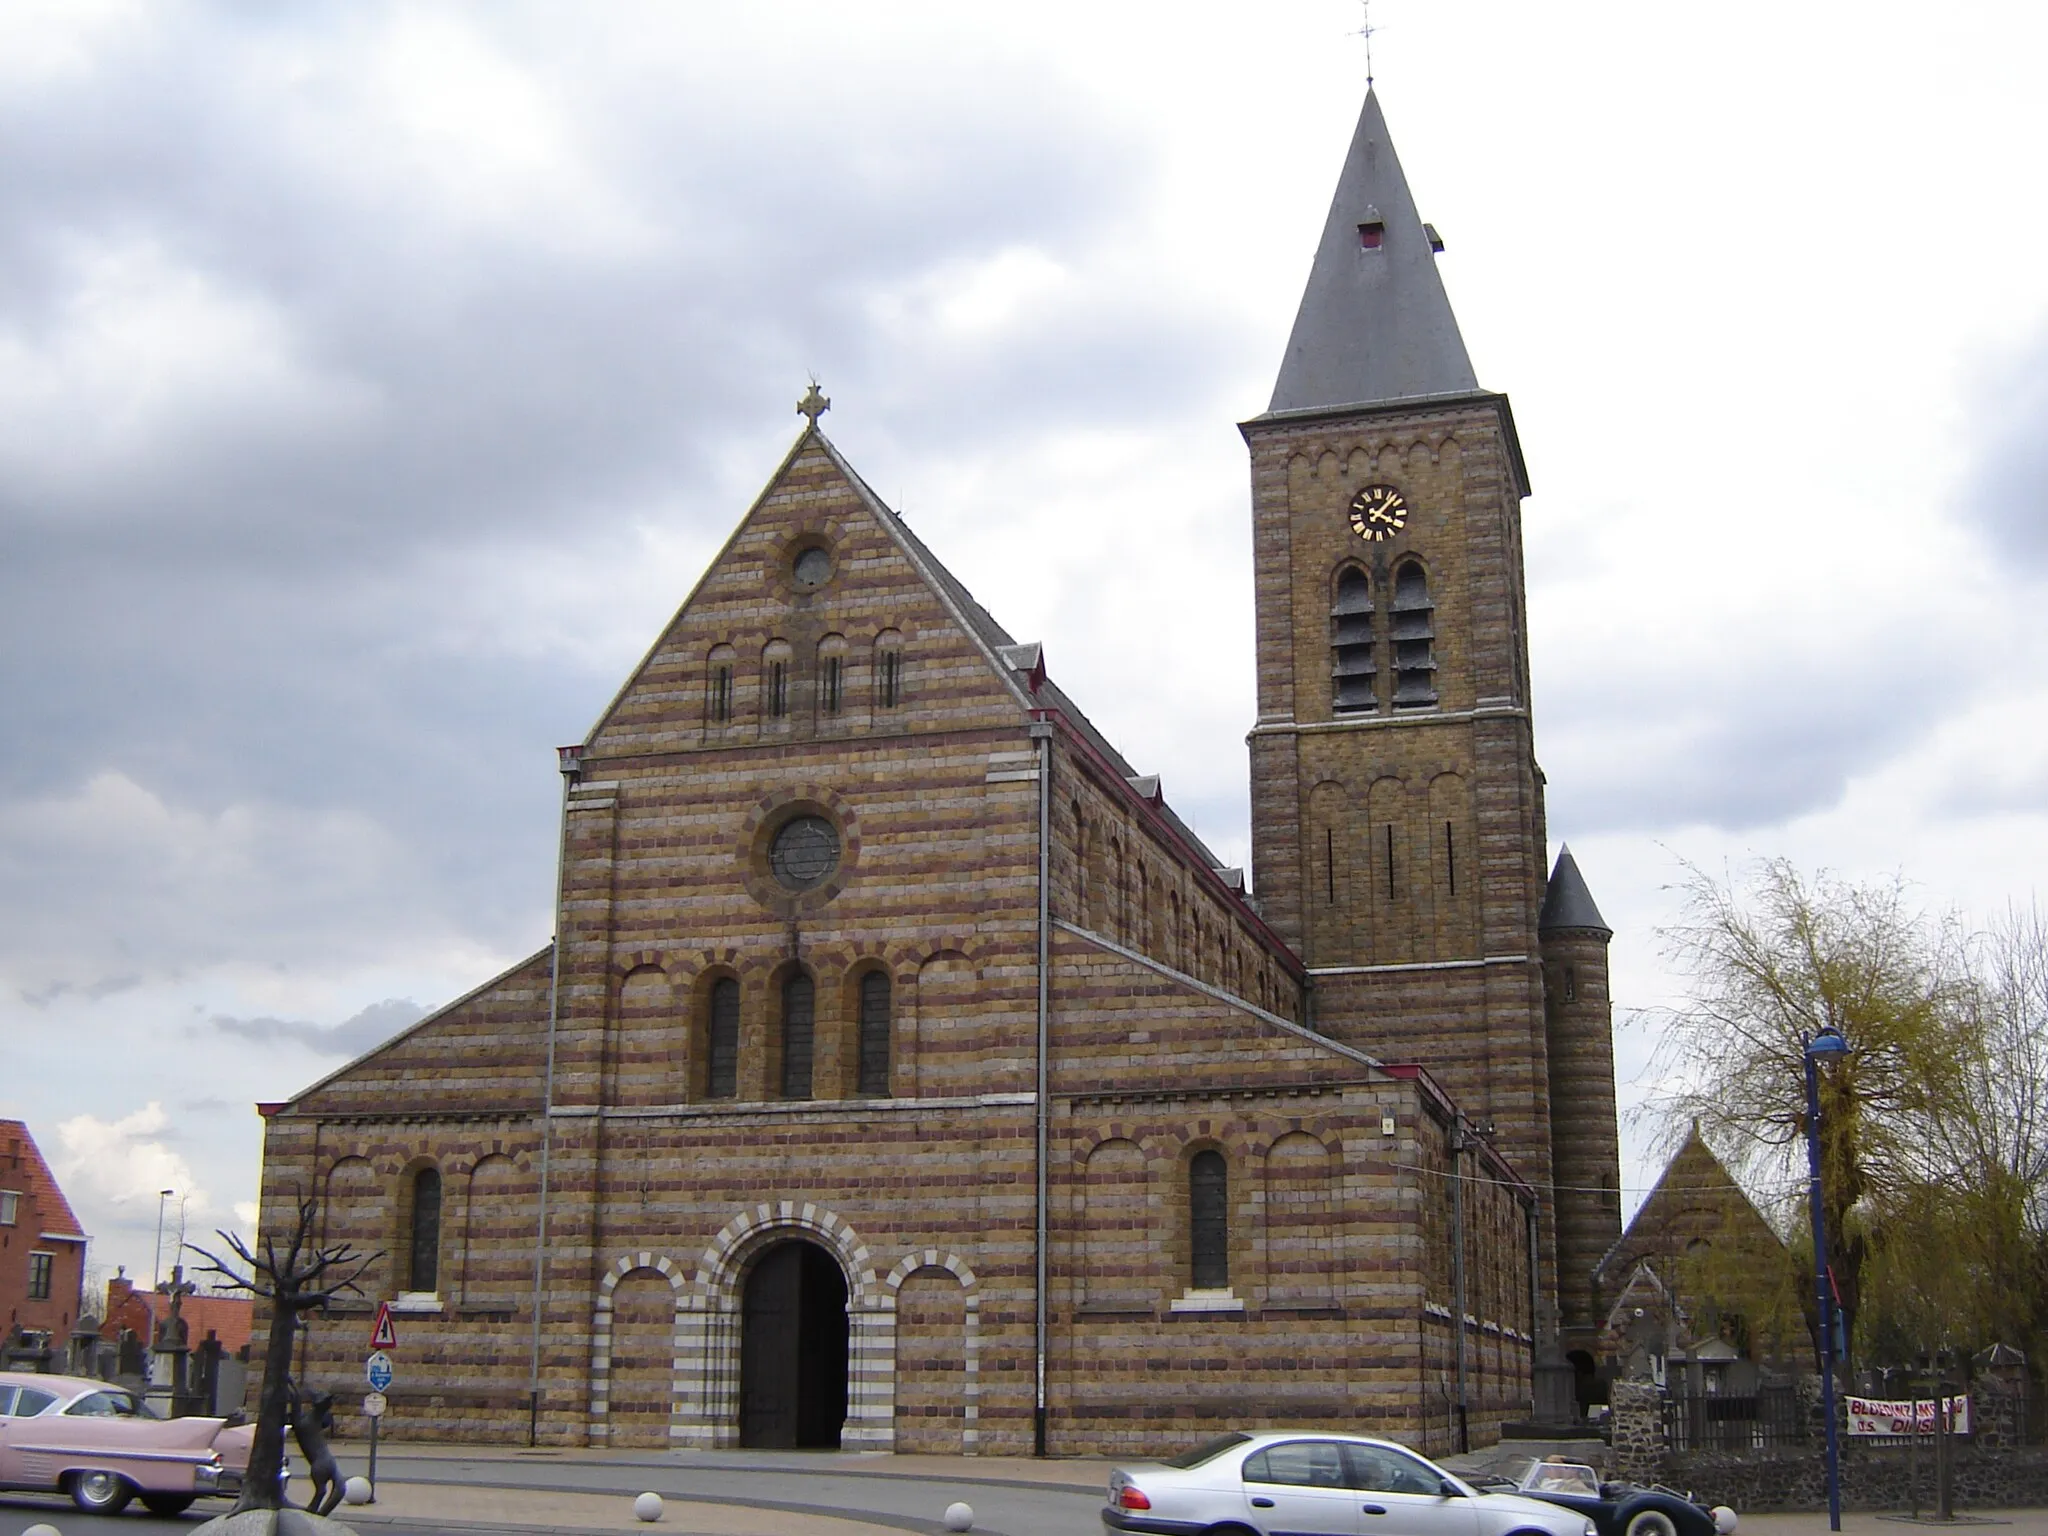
[792,546,832,589]
[769,815,839,890]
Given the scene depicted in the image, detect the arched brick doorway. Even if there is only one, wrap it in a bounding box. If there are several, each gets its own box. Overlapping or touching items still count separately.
[738,1238,849,1448]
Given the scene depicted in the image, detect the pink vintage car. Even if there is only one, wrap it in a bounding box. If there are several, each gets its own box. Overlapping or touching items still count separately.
[0,1371,266,1516]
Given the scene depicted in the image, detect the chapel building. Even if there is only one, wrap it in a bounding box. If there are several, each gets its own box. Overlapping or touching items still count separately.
[253,87,1620,1458]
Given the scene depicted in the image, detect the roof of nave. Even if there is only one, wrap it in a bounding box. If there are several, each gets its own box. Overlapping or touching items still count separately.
[1264,88,1480,416]
[0,1119,87,1242]
[1539,844,1611,935]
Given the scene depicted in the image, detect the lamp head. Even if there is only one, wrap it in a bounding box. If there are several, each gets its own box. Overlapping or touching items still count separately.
[1806,1024,1850,1058]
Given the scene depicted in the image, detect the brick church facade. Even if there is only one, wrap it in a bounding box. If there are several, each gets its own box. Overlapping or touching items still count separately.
[254,88,1620,1458]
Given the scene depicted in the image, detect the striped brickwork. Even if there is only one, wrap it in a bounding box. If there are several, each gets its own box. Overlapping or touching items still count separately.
[254,426,1549,1457]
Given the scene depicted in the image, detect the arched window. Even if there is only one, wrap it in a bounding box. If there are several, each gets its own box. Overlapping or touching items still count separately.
[763,639,792,719]
[817,633,848,717]
[1390,561,1437,708]
[781,971,815,1099]
[1190,1150,1228,1289]
[875,629,904,710]
[857,970,891,1096]
[706,978,740,1100]
[407,1166,442,1294]
[1331,565,1377,712]
[707,644,736,724]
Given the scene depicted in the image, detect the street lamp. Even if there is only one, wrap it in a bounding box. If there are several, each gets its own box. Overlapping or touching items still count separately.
[152,1190,175,1292]
[1804,1024,1850,1533]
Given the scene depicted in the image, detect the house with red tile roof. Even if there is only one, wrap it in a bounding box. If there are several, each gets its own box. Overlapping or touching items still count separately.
[103,1271,254,1356]
[0,1120,88,1344]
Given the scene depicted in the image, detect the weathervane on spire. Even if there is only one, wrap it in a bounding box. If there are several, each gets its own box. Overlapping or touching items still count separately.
[798,378,831,430]
[1358,0,1376,86]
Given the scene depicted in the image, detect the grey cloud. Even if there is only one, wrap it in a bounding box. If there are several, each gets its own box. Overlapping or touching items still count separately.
[210,998,427,1058]
[1962,327,2048,569]
[1538,635,1947,836]
[19,974,145,1008]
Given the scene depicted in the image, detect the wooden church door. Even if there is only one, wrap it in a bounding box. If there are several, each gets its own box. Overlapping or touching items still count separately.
[739,1240,849,1448]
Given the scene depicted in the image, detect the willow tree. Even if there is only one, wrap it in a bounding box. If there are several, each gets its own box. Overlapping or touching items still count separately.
[1863,903,2048,1363]
[1643,859,1970,1361]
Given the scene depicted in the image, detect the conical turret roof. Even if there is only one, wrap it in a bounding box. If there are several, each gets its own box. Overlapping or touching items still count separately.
[1268,89,1479,413]
[1539,845,1611,935]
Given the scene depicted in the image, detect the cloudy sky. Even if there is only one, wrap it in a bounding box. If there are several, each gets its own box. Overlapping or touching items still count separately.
[5,0,2046,1290]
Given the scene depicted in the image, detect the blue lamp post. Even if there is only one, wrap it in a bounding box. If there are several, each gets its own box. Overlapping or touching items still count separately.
[1805,1023,1850,1531]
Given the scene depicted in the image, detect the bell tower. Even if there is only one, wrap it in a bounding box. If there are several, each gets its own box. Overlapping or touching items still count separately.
[1242,88,1592,1304]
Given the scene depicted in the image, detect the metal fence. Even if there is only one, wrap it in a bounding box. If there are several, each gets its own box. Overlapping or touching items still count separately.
[1663,1385,1809,1451]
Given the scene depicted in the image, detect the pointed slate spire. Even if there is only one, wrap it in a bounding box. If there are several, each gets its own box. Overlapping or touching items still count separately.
[1268,89,1479,413]
[1539,845,1611,936]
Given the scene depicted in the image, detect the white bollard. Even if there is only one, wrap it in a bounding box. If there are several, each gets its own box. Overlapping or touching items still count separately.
[1713,1508,1738,1535]
[343,1476,373,1505]
[24,1524,63,1536]
[634,1491,665,1522]
[943,1501,974,1532]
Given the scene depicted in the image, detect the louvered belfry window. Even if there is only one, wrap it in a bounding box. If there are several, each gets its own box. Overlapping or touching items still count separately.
[781,972,815,1099]
[857,970,891,1095]
[1390,560,1438,708]
[1190,1149,1229,1289]
[707,978,740,1099]
[1332,566,1377,712]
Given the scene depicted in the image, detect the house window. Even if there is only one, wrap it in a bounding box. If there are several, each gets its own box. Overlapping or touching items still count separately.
[857,970,891,1096]
[1189,1150,1229,1289]
[0,1191,18,1226]
[28,1251,53,1300]
[407,1168,441,1294]
[1390,560,1438,708]
[1564,966,1577,1002]
[768,660,788,717]
[1331,565,1377,711]
[781,972,815,1100]
[706,978,740,1100]
[821,655,843,714]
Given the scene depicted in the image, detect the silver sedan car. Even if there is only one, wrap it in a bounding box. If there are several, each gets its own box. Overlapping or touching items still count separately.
[1103,1431,1603,1536]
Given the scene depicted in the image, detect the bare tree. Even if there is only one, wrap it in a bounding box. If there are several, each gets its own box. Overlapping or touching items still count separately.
[188,1190,379,1513]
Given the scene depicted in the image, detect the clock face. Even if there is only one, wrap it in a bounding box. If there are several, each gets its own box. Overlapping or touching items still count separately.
[1348,484,1409,542]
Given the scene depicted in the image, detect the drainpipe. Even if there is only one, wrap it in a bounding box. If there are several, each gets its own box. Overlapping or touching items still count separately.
[1030,719,1053,1457]
[528,747,579,1444]
[1450,1116,1469,1453]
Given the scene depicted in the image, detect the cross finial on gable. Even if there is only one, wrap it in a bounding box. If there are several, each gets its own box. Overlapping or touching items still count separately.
[797,379,831,430]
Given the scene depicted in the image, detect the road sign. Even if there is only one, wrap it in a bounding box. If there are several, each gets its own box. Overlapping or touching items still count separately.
[370,1301,398,1350]
[366,1351,394,1392]
[361,1391,387,1419]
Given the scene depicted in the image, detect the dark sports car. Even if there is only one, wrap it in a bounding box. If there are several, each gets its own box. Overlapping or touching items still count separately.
[1470,1458,1736,1536]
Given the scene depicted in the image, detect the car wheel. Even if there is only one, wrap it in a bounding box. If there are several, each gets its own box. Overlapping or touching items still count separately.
[69,1469,136,1515]
[1627,1510,1681,1536]
[141,1493,198,1517]
[1200,1526,1262,1536]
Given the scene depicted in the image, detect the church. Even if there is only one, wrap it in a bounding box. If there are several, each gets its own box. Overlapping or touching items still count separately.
[253,86,1622,1459]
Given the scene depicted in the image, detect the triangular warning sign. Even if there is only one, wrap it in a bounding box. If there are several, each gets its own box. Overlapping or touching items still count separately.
[370,1301,397,1350]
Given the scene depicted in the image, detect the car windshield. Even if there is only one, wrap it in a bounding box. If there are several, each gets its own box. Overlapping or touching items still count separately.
[1525,1462,1601,1496]
[1162,1432,1254,1470]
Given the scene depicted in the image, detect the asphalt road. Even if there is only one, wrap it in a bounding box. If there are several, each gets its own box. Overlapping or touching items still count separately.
[0,1450,1111,1536]
[363,1449,1107,1535]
